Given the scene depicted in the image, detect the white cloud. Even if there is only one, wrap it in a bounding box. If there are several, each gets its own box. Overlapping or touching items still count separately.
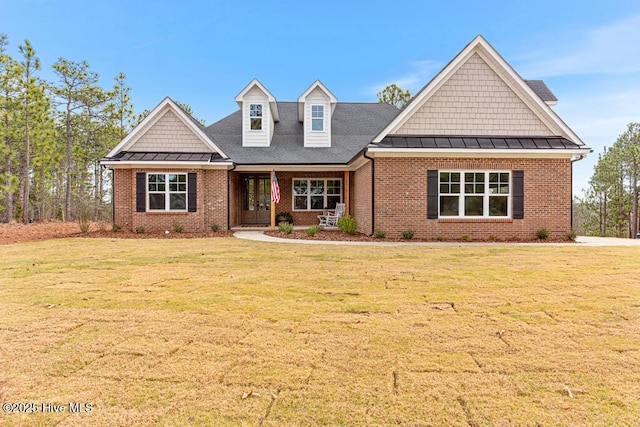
[368,59,442,96]
[517,14,640,77]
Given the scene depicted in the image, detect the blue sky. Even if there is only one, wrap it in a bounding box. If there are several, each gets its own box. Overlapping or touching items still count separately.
[3,0,640,195]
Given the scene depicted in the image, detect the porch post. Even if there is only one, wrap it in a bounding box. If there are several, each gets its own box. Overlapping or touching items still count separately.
[270,170,276,229]
[344,170,350,216]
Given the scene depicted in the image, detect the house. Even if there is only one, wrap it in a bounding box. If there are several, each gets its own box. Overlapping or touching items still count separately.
[101,35,591,240]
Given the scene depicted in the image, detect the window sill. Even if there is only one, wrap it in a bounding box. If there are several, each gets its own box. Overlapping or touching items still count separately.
[144,211,190,215]
[437,217,513,223]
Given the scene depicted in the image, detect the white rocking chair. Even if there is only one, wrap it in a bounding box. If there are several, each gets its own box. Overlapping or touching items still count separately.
[318,203,345,227]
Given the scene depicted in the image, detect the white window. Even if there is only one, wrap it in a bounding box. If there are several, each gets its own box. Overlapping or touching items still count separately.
[311,105,324,131]
[148,173,187,211]
[249,104,262,130]
[293,178,341,210]
[439,171,510,217]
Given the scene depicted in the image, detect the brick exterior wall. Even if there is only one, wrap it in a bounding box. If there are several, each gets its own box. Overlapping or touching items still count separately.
[396,53,554,136]
[131,110,212,152]
[352,162,372,234]
[113,168,228,232]
[373,157,572,240]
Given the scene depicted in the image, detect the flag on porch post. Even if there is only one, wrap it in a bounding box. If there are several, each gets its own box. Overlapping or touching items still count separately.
[271,171,281,204]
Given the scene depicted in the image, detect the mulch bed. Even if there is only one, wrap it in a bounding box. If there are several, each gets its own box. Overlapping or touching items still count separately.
[264,229,571,243]
[1,222,571,245]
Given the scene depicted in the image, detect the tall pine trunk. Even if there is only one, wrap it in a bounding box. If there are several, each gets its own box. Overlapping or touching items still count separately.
[3,115,13,222]
[22,87,30,224]
[64,103,72,221]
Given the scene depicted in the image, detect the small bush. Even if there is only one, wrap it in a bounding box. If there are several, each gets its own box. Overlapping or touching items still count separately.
[436,236,444,242]
[536,228,549,240]
[78,218,90,233]
[402,230,415,240]
[112,223,122,232]
[306,225,323,236]
[374,229,386,239]
[337,215,358,235]
[487,234,498,242]
[135,226,145,234]
[278,222,293,234]
[210,224,220,232]
[460,234,471,241]
[172,222,184,233]
[568,230,577,241]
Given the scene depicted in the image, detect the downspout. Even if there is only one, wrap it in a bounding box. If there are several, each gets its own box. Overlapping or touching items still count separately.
[570,154,586,232]
[227,163,236,231]
[363,148,375,236]
[110,168,114,225]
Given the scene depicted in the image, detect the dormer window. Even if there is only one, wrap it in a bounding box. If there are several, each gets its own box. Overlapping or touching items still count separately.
[311,105,324,131]
[250,104,263,130]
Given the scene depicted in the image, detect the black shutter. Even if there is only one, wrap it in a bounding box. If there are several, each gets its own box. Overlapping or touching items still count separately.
[512,170,524,219]
[136,172,146,212]
[188,172,197,212]
[427,170,439,219]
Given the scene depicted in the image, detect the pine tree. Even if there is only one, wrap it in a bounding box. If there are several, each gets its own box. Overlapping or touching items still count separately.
[0,34,21,222]
[52,58,104,221]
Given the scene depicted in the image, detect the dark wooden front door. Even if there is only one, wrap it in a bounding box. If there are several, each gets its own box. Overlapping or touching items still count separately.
[241,174,271,224]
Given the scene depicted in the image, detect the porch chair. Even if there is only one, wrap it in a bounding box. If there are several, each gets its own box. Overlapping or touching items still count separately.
[318,203,345,227]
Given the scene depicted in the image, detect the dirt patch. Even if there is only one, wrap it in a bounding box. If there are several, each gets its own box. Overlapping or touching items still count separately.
[0,222,234,245]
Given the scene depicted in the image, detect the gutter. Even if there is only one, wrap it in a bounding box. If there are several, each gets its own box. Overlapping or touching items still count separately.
[363,148,375,236]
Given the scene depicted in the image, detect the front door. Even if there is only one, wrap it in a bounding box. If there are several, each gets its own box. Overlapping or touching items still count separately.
[241,174,271,224]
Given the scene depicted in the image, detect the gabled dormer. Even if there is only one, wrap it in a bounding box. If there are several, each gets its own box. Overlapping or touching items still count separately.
[235,79,279,147]
[298,80,337,148]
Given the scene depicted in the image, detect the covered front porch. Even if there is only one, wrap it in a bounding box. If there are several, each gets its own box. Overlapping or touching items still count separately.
[229,168,353,228]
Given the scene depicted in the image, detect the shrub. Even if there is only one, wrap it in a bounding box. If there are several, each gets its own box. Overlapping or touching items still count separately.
[278,222,293,234]
[402,230,415,240]
[536,228,549,240]
[436,236,444,242]
[276,212,294,225]
[306,225,323,236]
[487,234,498,242]
[172,222,184,233]
[78,218,90,233]
[460,234,471,241]
[112,223,122,232]
[568,230,577,241]
[210,224,220,232]
[135,226,145,234]
[374,229,386,239]
[337,215,358,235]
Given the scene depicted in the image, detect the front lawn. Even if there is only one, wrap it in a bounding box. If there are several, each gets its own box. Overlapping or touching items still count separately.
[0,238,638,425]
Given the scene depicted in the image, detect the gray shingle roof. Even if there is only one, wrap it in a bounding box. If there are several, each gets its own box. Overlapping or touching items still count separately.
[377,136,581,149]
[524,80,558,103]
[204,102,399,164]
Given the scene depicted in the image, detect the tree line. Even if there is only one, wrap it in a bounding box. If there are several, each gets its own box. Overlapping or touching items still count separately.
[576,123,640,238]
[0,35,137,224]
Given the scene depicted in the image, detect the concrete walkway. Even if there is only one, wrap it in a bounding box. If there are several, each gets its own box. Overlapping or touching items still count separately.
[233,231,640,247]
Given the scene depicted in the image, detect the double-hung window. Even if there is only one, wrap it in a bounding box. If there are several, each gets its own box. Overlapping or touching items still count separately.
[311,105,324,131]
[249,104,262,130]
[293,178,341,210]
[148,173,187,211]
[439,171,510,217]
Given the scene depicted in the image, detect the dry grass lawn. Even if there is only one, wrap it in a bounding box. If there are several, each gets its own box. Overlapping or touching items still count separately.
[0,238,639,426]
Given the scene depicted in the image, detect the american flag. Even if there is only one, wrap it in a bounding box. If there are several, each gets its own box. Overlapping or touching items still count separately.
[271,172,281,203]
